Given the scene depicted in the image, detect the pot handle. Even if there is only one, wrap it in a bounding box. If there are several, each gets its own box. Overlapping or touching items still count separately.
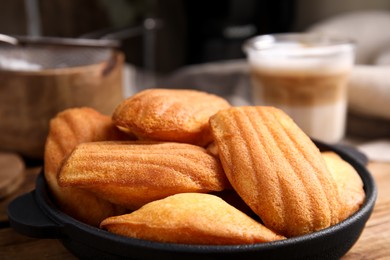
[7,191,64,239]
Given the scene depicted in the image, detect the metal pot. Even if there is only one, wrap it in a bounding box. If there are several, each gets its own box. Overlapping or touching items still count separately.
[0,44,124,159]
[0,20,162,159]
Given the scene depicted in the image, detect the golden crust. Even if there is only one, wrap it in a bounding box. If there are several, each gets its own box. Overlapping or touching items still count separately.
[58,141,230,210]
[100,193,285,245]
[322,152,365,220]
[209,106,341,237]
[112,89,231,146]
[44,107,130,226]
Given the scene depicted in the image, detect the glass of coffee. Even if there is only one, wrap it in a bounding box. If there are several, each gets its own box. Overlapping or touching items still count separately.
[243,33,355,143]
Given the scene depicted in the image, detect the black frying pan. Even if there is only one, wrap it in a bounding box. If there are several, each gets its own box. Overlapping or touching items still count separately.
[7,141,377,259]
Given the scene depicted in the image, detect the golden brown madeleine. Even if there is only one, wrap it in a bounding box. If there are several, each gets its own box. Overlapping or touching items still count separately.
[100,193,285,245]
[209,106,341,237]
[322,152,365,221]
[44,107,129,226]
[58,141,230,210]
[112,89,231,146]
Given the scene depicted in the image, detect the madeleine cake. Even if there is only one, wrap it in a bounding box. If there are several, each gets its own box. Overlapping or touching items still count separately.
[209,106,341,237]
[58,141,230,209]
[112,88,231,146]
[100,193,285,244]
[322,151,365,220]
[44,107,129,226]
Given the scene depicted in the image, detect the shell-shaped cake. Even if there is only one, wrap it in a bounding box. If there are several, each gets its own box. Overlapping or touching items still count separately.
[44,107,129,226]
[322,152,365,220]
[112,88,231,146]
[210,106,341,237]
[100,193,285,244]
[58,141,230,210]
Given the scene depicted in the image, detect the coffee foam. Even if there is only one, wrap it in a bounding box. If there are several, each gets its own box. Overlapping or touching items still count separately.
[248,42,354,75]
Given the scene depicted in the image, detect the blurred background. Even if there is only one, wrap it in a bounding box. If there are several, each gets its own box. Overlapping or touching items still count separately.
[1,0,389,73]
[0,0,390,160]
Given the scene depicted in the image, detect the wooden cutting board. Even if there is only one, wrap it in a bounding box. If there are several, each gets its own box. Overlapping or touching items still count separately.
[0,152,25,199]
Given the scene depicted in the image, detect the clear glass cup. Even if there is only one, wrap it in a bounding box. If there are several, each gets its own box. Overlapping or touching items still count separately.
[243,33,355,143]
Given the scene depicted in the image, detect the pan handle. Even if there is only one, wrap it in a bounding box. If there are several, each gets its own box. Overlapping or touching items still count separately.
[7,191,64,239]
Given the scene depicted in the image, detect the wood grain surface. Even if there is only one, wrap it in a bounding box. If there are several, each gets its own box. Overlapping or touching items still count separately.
[343,162,390,259]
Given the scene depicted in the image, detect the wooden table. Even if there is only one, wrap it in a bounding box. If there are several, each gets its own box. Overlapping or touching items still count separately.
[0,160,389,259]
